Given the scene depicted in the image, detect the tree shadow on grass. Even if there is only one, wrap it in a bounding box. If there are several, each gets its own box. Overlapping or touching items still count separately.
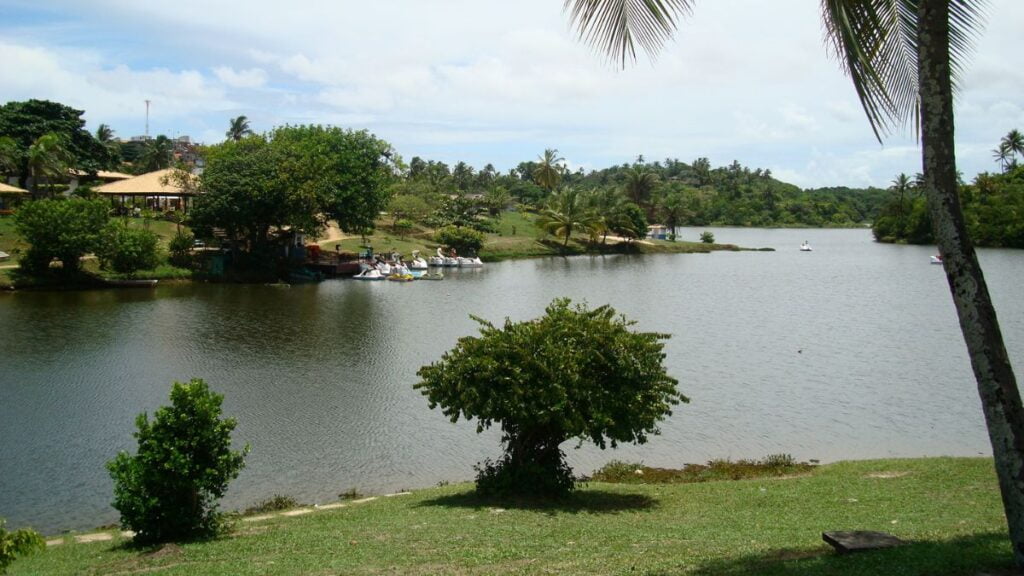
[417,489,657,516]
[664,532,1016,576]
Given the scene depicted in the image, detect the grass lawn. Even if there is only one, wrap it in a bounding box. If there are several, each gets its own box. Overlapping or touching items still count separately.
[0,216,28,257]
[10,458,1012,575]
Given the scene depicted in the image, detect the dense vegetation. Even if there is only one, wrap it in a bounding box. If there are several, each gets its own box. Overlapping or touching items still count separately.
[873,165,1024,248]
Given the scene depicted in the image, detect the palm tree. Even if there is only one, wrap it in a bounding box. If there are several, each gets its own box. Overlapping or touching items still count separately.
[532,148,564,193]
[137,135,174,173]
[565,1,1024,563]
[994,144,1012,173]
[27,133,73,198]
[226,116,253,142]
[1002,129,1024,164]
[890,172,912,224]
[95,124,115,144]
[623,165,659,206]
[535,187,597,248]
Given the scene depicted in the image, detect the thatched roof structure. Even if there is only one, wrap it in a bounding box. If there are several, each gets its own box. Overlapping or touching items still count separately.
[0,182,29,195]
[95,169,198,196]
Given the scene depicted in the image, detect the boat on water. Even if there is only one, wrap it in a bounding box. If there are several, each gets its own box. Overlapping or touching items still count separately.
[418,272,444,281]
[458,256,484,268]
[931,255,943,265]
[409,251,429,270]
[387,273,415,282]
[429,247,459,267]
[353,268,385,281]
[800,241,813,252]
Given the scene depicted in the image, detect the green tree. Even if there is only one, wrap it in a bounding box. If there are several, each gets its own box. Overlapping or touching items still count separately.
[890,172,912,225]
[610,201,648,242]
[14,197,109,274]
[0,136,17,174]
[1001,129,1024,165]
[532,148,564,193]
[0,99,109,188]
[434,225,485,255]
[107,379,248,544]
[26,133,74,197]
[415,299,685,497]
[0,519,44,575]
[535,187,597,248]
[96,221,161,275]
[95,124,121,168]
[565,0,1024,563]
[137,135,174,173]
[623,165,659,207]
[387,194,431,227]
[191,135,308,255]
[269,125,395,234]
[226,115,253,142]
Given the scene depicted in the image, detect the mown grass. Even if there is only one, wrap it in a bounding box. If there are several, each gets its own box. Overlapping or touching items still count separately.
[10,458,1011,575]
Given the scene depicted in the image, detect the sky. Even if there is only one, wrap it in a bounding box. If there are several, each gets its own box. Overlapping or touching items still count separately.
[1,1,1022,189]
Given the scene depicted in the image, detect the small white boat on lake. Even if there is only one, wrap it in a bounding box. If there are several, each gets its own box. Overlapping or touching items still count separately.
[931,255,943,265]
[800,241,813,252]
[458,256,483,268]
[409,251,429,270]
[353,268,385,281]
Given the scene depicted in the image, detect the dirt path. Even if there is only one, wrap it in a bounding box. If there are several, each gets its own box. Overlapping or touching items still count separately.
[314,221,347,245]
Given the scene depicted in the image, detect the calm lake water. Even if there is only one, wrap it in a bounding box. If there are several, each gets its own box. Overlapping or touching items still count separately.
[2,227,1021,534]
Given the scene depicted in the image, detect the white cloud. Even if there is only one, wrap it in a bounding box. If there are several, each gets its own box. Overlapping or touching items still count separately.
[213,67,268,89]
[4,0,1022,187]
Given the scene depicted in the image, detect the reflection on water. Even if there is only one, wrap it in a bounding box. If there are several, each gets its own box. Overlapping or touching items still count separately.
[1,227,1020,533]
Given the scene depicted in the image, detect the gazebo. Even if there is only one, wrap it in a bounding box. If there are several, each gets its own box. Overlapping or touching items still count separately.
[0,182,29,214]
[95,168,199,214]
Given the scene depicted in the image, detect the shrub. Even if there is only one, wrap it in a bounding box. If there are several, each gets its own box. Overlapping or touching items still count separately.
[0,519,44,575]
[700,231,715,243]
[168,230,195,268]
[434,225,485,255]
[416,298,686,498]
[14,198,109,275]
[97,221,160,275]
[107,379,248,544]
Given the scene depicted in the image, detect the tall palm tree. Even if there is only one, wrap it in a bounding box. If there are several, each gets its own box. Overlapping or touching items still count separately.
[535,187,597,248]
[994,144,1012,173]
[1002,129,1024,164]
[623,165,659,206]
[890,172,912,224]
[565,0,1024,563]
[95,124,115,144]
[226,116,253,142]
[27,132,73,198]
[532,148,564,193]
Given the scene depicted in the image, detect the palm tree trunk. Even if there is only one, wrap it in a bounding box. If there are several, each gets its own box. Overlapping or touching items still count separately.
[919,1,1024,565]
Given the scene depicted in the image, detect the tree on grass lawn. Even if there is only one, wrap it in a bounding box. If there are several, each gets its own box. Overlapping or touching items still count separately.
[434,225,484,256]
[107,379,248,544]
[13,197,109,275]
[415,299,686,497]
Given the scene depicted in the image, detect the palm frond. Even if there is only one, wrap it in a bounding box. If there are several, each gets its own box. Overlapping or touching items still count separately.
[564,0,694,68]
[821,0,987,141]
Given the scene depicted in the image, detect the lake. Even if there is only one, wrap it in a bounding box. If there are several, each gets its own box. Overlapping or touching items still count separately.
[1,227,1021,534]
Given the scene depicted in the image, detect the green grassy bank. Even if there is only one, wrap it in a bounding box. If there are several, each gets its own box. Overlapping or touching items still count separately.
[10,458,1010,575]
